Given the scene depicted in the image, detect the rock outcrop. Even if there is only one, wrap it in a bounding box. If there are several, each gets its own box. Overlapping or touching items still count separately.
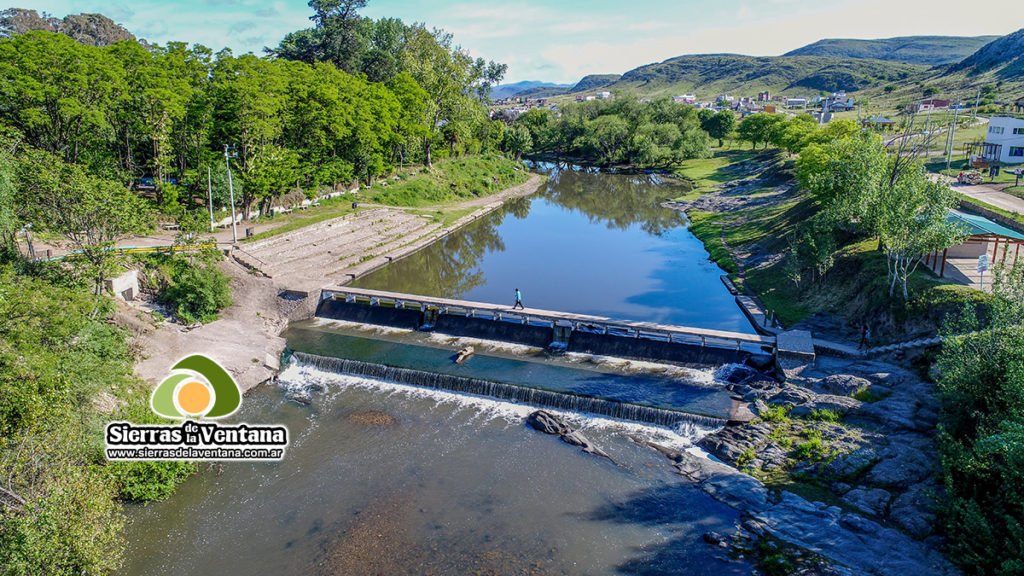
[525,410,612,461]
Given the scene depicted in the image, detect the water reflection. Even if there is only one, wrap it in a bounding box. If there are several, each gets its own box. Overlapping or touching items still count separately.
[353,165,752,332]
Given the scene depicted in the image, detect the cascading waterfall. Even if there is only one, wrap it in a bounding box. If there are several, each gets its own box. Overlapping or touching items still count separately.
[290,351,727,428]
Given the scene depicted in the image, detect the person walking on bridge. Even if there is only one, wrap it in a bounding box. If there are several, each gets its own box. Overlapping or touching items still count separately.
[513,288,524,310]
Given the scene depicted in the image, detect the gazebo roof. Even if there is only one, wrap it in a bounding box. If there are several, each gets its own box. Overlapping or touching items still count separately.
[948,210,1024,241]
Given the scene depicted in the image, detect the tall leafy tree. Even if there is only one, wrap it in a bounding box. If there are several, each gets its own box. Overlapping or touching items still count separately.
[0,31,122,166]
[17,150,153,293]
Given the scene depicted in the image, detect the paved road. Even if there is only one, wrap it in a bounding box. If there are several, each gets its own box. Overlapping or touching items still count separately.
[956,182,1024,215]
[930,172,1024,215]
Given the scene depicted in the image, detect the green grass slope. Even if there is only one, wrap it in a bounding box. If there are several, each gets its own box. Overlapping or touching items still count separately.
[607,54,925,97]
[784,35,999,66]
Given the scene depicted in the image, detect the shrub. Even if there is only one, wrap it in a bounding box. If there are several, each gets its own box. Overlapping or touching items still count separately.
[793,431,827,461]
[806,409,841,423]
[106,398,196,501]
[759,404,791,423]
[146,252,233,324]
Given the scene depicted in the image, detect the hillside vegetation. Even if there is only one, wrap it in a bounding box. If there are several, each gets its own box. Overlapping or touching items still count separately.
[947,28,1024,80]
[784,35,999,66]
[593,55,925,97]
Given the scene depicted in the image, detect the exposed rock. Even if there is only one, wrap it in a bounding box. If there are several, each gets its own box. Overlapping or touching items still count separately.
[525,410,573,435]
[703,531,728,547]
[286,390,313,405]
[866,445,934,488]
[814,374,871,396]
[831,482,853,495]
[889,483,941,539]
[745,353,775,371]
[841,488,891,517]
[768,385,816,407]
[825,447,880,479]
[525,410,612,461]
[661,447,958,576]
[697,422,772,464]
[810,394,862,414]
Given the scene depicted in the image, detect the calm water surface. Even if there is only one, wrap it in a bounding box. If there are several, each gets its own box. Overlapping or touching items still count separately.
[121,167,754,575]
[353,165,752,333]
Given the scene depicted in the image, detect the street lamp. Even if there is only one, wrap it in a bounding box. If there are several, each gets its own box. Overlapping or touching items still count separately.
[21,223,35,260]
[224,144,239,244]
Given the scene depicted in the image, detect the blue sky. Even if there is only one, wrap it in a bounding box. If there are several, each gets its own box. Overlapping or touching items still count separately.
[22,0,1023,83]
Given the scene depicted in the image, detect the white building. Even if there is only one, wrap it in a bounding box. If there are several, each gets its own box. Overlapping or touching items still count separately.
[596,91,612,100]
[982,117,1024,165]
[786,97,808,108]
[673,94,696,104]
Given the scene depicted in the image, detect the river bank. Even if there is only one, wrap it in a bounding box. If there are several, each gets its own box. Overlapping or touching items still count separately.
[127,173,546,392]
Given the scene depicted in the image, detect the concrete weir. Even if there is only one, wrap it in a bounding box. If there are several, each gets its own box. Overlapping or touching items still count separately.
[315,287,777,366]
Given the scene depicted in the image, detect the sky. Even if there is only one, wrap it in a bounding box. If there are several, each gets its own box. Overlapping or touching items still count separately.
[19,0,1024,84]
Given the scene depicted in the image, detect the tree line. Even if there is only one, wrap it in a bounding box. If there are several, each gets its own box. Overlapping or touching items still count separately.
[507,96,713,168]
[0,2,506,222]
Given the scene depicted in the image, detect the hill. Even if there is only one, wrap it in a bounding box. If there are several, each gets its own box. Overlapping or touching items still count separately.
[0,8,135,46]
[946,28,1024,80]
[602,54,925,97]
[784,35,998,66]
[491,80,571,100]
[571,74,621,92]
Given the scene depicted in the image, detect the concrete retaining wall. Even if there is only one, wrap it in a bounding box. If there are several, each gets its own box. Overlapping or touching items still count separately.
[567,331,749,365]
[314,299,754,366]
[315,299,423,330]
[433,315,555,348]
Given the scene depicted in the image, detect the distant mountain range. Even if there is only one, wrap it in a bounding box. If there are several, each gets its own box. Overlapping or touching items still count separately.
[783,35,999,66]
[490,80,572,100]
[549,30,1024,100]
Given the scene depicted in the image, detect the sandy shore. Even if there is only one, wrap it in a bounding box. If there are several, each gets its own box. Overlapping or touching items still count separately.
[128,173,546,392]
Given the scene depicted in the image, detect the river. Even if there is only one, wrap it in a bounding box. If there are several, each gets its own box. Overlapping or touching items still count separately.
[120,165,755,575]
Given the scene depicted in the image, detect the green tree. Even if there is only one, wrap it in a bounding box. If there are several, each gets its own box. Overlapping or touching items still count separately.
[875,163,966,299]
[0,31,122,166]
[702,110,736,147]
[502,124,532,161]
[937,262,1024,574]
[17,150,153,293]
[736,113,783,150]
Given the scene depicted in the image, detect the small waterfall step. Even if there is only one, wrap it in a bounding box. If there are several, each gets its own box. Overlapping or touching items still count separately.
[290,351,726,428]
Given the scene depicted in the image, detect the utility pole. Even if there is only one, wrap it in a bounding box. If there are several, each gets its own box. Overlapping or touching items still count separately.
[972,88,981,123]
[206,166,215,232]
[22,224,35,261]
[224,144,238,244]
[946,105,960,170]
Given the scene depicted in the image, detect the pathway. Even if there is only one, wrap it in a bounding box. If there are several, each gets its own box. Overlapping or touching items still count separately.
[956,182,1024,214]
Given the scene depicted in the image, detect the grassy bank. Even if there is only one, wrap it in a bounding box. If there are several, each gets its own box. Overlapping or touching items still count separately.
[671,150,761,201]
[245,154,528,243]
[684,155,990,340]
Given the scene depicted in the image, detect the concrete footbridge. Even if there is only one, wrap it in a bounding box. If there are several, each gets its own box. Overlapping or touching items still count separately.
[315,287,813,368]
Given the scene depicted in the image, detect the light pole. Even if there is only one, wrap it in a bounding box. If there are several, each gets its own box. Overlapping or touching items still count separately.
[946,105,960,170]
[206,166,215,232]
[224,144,238,244]
[21,223,35,261]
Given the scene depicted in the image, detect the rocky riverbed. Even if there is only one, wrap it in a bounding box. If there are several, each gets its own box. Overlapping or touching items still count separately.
[664,354,957,575]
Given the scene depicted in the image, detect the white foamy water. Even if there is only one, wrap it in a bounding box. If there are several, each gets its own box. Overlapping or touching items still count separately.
[422,332,546,356]
[561,351,720,386]
[309,316,724,388]
[277,361,714,450]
